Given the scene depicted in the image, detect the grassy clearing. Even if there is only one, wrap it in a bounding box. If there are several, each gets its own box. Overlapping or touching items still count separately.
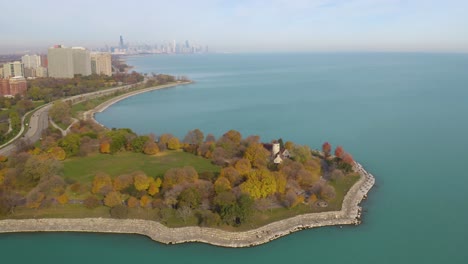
[63,151,220,183]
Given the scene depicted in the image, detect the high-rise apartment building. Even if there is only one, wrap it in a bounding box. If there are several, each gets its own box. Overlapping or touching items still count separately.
[72,47,91,76]
[21,54,41,69]
[91,52,112,76]
[2,61,24,78]
[48,45,74,78]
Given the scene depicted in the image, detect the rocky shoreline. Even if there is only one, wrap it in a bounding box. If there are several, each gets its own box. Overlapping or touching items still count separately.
[0,163,374,248]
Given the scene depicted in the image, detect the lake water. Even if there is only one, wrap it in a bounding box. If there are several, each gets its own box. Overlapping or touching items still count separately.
[2,53,468,263]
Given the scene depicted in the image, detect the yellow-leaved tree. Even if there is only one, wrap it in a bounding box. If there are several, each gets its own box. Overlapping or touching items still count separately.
[148,177,162,196]
[133,171,150,191]
[240,169,277,199]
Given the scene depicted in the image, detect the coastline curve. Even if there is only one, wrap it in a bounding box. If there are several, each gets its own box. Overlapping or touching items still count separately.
[0,163,374,248]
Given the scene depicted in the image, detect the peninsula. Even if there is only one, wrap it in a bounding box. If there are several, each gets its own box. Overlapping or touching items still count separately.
[0,79,375,248]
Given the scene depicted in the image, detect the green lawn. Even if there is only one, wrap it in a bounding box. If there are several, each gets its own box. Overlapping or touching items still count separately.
[63,151,220,183]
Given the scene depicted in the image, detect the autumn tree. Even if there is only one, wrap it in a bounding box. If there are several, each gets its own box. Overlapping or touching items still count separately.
[240,169,277,199]
[220,166,243,187]
[143,141,159,155]
[214,176,231,194]
[244,142,270,168]
[100,141,111,154]
[140,195,152,208]
[234,158,252,176]
[167,137,181,150]
[322,142,332,157]
[113,174,133,191]
[162,166,199,190]
[133,171,150,191]
[183,129,204,145]
[342,152,354,164]
[91,172,113,194]
[334,146,344,158]
[127,196,139,208]
[48,146,66,161]
[56,193,69,205]
[49,100,71,125]
[148,177,162,196]
[104,191,122,207]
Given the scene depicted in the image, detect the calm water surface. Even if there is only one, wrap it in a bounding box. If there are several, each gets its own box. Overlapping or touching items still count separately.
[2,53,468,263]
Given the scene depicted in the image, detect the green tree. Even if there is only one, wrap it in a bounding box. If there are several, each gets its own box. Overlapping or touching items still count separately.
[177,187,201,209]
[58,134,81,157]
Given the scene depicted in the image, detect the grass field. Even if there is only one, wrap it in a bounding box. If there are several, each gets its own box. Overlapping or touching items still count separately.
[63,150,220,182]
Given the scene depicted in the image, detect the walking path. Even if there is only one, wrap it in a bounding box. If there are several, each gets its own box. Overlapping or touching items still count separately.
[0,163,374,248]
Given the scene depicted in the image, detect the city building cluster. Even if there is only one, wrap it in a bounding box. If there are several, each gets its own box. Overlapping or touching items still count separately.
[109,35,208,55]
[0,45,112,96]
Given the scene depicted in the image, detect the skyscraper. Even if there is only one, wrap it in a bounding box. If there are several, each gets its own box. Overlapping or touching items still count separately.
[2,61,24,78]
[119,35,125,49]
[72,47,91,76]
[48,45,74,78]
[21,54,41,69]
[91,52,112,76]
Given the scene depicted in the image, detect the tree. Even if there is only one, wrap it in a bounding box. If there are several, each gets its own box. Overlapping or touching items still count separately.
[140,195,152,208]
[167,137,181,150]
[342,152,354,164]
[104,191,122,207]
[244,142,270,168]
[22,155,63,185]
[100,141,111,154]
[183,129,204,145]
[335,146,344,158]
[240,169,277,199]
[322,142,332,157]
[48,146,66,161]
[177,187,201,209]
[113,174,133,191]
[49,100,71,125]
[58,134,81,157]
[131,136,150,153]
[148,178,162,196]
[220,166,243,187]
[57,193,69,205]
[143,141,159,155]
[133,171,150,191]
[214,176,231,194]
[91,173,113,194]
[127,196,139,208]
[234,158,251,176]
[222,130,242,144]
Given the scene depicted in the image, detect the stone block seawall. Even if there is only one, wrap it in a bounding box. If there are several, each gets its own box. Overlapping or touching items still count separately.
[0,163,375,248]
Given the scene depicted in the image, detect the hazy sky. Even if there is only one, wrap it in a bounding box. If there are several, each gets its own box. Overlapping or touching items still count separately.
[1,0,468,53]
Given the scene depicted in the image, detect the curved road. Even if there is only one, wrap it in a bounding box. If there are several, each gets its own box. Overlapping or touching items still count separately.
[0,104,51,156]
[0,81,145,156]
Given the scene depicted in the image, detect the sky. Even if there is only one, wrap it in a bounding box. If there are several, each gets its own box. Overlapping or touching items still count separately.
[1,0,468,53]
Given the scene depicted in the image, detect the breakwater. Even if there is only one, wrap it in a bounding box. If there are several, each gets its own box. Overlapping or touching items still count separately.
[0,163,374,248]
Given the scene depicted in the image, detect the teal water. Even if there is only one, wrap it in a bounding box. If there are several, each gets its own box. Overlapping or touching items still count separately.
[3,53,468,263]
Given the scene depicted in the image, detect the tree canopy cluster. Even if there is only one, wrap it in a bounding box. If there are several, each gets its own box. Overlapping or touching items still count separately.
[0,119,358,228]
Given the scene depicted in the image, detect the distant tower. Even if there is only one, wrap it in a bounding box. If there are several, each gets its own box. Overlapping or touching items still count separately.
[119,35,125,49]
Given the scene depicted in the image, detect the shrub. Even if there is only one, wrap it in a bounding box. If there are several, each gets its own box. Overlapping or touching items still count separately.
[84,196,101,209]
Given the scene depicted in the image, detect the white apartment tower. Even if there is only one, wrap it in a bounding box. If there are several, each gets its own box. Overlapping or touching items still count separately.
[91,52,112,76]
[48,45,74,78]
[72,47,91,76]
[21,55,41,69]
[2,61,24,78]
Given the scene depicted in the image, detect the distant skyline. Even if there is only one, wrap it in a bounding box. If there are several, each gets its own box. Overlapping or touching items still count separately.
[1,0,468,54]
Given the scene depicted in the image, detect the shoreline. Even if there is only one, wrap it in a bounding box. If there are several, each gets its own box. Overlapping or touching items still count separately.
[82,81,193,126]
[0,81,375,247]
[0,163,374,248]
